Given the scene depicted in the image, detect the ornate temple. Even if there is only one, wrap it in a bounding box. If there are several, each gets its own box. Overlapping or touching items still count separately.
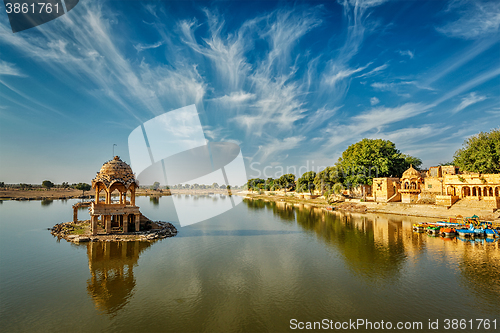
[372,165,500,208]
[88,156,146,235]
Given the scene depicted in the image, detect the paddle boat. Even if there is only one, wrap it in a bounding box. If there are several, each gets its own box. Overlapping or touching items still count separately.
[484,229,499,238]
[439,227,456,237]
[427,225,441,236]
[412,223,425,233]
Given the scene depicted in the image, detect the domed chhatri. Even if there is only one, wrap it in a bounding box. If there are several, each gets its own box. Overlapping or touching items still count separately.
[89,156,143,235]
[399,164,424,203]
[402,164,421,179]
[94,156,136,188]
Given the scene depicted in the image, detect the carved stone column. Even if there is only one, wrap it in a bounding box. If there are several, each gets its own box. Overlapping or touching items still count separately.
[135,214,140,232]
[123,214,128,233]
[105,215,112,233]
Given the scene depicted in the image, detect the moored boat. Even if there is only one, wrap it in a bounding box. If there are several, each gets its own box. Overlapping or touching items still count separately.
[440,227,456,237]
[484,229,498,238]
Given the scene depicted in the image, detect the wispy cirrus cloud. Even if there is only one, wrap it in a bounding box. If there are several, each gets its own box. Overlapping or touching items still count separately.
[398,50,414,59]
[453,92,487,113]
[356,63,387,78]
[437,1,500,39]
[0,60,25,76]
[322,102,432,151]
[134,41,164,52]
[370,97,380,106]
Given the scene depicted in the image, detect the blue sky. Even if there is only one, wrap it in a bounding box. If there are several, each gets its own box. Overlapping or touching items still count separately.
[0,0,499,184]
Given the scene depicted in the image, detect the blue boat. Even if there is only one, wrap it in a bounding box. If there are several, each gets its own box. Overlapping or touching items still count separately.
[484,229,499,238]
[457,223,485,237]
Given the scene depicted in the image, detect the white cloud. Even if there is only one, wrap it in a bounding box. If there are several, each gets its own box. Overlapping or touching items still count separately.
[437,1,500,39]
[370,97,380,105]
[453,92,487,113]
[356,63,388,78]
[432,67,500,107]
[216,91,255,104]
[322,103,432,150]
[0,60,24,76]
[398,50,414,59]
[322,63,371,86]
[254,135,305,162]
[134,41,164,52]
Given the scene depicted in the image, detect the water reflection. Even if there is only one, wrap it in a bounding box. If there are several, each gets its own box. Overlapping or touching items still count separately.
[85,241,153,316]
[41,199,54,206]
[457,241,500,314]
[243,199,500,313]
[149,196,160,206]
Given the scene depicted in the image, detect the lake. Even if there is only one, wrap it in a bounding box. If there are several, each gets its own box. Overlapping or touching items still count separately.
[0,196,498,332]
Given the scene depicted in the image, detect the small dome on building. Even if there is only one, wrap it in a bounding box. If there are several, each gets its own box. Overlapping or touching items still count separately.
[92,156,137,188]
[402,165,421,179]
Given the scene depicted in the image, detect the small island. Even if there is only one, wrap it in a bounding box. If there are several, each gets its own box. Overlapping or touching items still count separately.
[50,156,177,243]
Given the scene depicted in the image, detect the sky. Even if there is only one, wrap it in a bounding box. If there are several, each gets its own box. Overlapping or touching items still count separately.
[0,0,499,184]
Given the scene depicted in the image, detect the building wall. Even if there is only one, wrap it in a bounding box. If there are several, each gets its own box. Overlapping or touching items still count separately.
[372,178,400,202]
[423,177,443,194]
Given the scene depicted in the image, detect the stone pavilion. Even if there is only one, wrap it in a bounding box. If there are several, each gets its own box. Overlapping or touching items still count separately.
[89,156,144,235]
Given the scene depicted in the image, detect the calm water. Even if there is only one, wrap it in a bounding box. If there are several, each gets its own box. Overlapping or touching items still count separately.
[0,196,498,332]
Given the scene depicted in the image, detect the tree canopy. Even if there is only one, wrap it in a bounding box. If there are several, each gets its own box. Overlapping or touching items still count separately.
[336,138,421,187]
[42,180,54,189]
[297,171,316,194]
[314,166,343,194]
[75,183,91,195]
[453,128,500,174]
[277,174,296,193]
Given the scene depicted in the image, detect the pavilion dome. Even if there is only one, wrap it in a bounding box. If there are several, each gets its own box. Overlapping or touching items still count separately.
[92,156,137,189]
[402,165,421,179]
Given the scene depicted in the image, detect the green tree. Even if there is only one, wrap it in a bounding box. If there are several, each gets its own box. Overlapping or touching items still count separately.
[401,154,423,170]
[75,183,91,195]
[150,181,160,190]
[212,182,219,189]
[453,128,500,173]
[42,180,54,189]
[247,178,265,191]
[314,166,344,194]
[277,174,296,193]
[336,139,420,187]
[297,171,317,194]
[0,182,4,188]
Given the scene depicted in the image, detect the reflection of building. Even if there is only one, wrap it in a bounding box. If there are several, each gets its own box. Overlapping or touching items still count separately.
[86,241,152,315]
[71,156,151,235]
[372,165,500,208]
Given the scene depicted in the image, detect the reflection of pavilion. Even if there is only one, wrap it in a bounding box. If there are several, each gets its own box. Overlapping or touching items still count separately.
[86,241,152,315]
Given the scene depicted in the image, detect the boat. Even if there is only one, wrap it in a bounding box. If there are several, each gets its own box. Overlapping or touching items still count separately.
[484,229,498,238]
[427,225,441,236]
[412,223,425,232]
[439,227,456,237]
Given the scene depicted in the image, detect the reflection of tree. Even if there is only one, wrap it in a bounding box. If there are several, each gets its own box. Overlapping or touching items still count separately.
[298,210,406,280]
[41,199,53,206]
[149,196,159,205]
[458,246,500,311]
[272,201,295,222]
[85,241,153,316]
[243,198,266,210]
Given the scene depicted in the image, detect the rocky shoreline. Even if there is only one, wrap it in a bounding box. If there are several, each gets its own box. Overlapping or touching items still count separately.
[50,220,178,243]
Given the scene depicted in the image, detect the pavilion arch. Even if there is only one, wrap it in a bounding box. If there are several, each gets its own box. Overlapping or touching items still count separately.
[495,187,500,197]
[462,186,471,197]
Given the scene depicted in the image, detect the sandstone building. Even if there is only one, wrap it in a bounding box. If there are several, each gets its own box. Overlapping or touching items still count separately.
[72,156,150,235]
[372,165,500,209]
